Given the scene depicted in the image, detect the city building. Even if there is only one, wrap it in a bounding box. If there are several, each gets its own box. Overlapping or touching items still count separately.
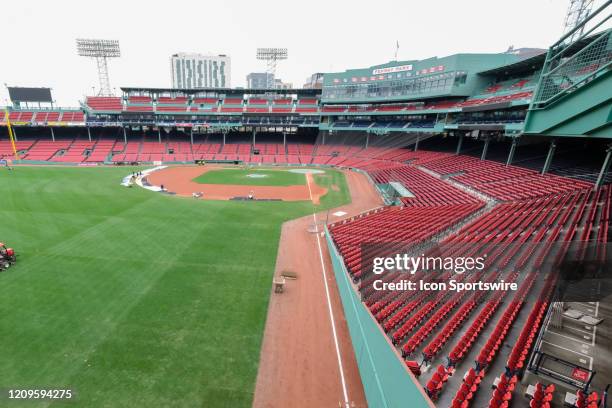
[274,78,293,89]
[246,72,274,89]
[303,73,324,89]
[246,73,292,89]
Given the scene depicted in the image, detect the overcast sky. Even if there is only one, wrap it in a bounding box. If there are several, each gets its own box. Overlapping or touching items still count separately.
[0,0,574,106]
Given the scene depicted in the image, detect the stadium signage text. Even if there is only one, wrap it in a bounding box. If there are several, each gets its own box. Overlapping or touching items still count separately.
[372,64,413,75]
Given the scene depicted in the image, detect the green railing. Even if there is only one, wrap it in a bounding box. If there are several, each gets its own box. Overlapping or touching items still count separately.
[531,0,612,109]
[533,30,611,107]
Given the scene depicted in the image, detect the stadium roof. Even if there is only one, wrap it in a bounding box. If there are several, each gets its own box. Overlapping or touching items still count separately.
[478,34,601,76]
[120,87,321,96]
[477,52,547,76]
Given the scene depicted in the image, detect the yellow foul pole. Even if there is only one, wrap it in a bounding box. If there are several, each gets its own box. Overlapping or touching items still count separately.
[4,108,20,160]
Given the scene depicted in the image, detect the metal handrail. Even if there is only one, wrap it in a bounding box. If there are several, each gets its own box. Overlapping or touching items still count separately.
[532,28,611,107]
[529,0,611,111]
[543,30,610,78]
[535,57,611,107]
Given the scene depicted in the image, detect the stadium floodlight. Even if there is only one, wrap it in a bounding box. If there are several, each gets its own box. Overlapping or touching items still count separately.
[562,0,594,42]
[76,39,121,96]
[256,48,288,89]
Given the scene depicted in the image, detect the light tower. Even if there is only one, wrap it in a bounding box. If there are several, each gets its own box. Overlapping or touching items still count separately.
[256,48,288,89]
[76,39,121,96]
[562,0,595,42]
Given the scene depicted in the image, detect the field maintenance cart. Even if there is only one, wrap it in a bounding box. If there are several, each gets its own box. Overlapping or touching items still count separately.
[0,242,16,271]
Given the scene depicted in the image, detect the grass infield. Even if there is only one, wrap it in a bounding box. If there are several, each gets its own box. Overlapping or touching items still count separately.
[192,168,307,186]
[0,166,350,407]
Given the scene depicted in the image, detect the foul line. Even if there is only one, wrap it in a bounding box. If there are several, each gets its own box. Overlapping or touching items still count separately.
[306,174,351,408]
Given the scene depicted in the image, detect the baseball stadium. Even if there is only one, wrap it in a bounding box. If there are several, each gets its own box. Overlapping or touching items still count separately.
[1,1,611,407]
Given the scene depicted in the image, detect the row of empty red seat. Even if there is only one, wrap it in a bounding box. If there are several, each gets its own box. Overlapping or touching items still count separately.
[529,383,556,408]
[366,161,481,206]
[458,91,533,107]
[95,142,427,165]
[157,96,188,104]
[421,272,501,362]
[574,389,600,408]
[85,97,123,111]
[21,140,72,161]
[424,186,607,404]
[330,203,482,280]
[2,110,84,123]
[314,145,610,406]
[85,140,116,162]
[31,111,61,122]
[483,78,534,95]
[0,140,35,160]
[420,154,592,201]
[319,89,533,114]
[119,104,321,114]
[443,273,537,406]
[86,95,320,113]
[128,96,152,103]
[14,139,119,162]
[49,141,95,162]
[487,373,518,408]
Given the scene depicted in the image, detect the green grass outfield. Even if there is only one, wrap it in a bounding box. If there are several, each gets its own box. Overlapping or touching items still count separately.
[192,168,306,186]
[0,166,350,408]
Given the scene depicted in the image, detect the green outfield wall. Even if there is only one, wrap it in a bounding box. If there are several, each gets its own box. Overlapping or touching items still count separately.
[324,227,431,408]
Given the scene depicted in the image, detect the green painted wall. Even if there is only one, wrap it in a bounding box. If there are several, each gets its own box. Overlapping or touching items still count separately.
[322,53,520,103]
[325,228,431,408]
[524,70,612,138]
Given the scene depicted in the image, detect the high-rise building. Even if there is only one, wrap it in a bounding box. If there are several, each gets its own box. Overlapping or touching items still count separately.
[246,72,292,89]
[246,72,274,89]
[170,53,231,89]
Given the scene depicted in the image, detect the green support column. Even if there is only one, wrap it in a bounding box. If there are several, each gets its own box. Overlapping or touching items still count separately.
[87,127,92,142]
[50,127,55,142]
[506,137,519,166]
[158,128,162,144]
[541,140,557,175]
[414,134,420,152]
[190,128,194,145]
[455,134,464,155]
[252,129,256,146]
[365,133,369,149]
[481,136,490,160]
[123,127,127,145]
[595,146,612,191]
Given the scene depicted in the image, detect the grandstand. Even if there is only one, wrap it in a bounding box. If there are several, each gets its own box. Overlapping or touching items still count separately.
[0,3,611,407]
[326,147,609,406]
[1,32,608,171]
